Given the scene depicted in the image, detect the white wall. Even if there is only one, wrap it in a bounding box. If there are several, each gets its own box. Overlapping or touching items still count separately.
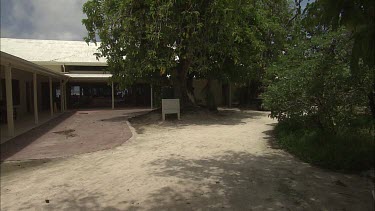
[41,65,62,73]
[193,79,224,106]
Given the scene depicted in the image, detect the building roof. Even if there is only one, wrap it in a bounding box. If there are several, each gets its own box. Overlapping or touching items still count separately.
[0,38,107,65]
[64,73,112,82]
[64,73,112,78]
[1,51,69,79]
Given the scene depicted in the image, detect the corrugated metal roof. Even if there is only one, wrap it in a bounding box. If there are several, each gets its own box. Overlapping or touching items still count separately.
[0,51,69,79]
[0,38,107,64]
[64,73,112,78]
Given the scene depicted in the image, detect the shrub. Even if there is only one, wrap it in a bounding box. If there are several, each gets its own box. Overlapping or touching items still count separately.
[275,119,374,171]
[262,29,373,133]
[263,29,374,171]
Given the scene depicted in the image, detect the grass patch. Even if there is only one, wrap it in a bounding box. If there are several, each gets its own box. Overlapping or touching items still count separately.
[275,120,374,172]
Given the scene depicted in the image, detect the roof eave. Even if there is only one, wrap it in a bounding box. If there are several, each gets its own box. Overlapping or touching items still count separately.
[0,51,69,79]
[33,61,108,66]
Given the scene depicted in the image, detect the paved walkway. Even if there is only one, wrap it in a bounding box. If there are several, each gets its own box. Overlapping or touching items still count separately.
[0,109,373,210]
[1,108,150,161]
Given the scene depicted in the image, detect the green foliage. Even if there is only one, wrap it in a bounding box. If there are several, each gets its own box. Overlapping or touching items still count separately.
[304,0,375,118]
[263,29,373,132]
[275,119,374,172]
[262,1,375,171]
[304,0,374,69]
[82,0,290,106]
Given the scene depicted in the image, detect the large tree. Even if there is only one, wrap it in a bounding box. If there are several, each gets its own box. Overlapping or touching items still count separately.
[82,0,290,108]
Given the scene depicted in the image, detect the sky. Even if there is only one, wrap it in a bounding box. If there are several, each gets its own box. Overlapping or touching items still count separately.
[1,0,87,41]
[0,0,313,41]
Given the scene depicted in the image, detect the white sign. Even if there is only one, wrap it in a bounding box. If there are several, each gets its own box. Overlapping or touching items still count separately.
[162,99,180,120]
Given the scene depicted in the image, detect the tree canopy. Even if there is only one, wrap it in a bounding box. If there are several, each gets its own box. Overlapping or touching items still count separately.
[304,0,374,68]
[82,0,290,107]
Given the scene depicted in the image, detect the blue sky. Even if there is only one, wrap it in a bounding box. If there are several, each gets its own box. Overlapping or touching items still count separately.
[1,0,313,41]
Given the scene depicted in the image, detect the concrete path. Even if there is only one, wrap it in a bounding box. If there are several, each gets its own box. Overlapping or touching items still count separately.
[1,108,150,161]
[0,109,373,210]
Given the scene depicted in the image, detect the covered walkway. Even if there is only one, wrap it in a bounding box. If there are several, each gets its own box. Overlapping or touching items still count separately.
[0,111,63,144]
[1,52,155,145]
[1,52,69,142]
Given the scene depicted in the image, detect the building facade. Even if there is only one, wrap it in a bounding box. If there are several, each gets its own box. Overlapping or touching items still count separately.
[0,38,236,141]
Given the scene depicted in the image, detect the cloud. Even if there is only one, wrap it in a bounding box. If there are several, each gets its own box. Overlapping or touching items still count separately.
[1,0,87,41]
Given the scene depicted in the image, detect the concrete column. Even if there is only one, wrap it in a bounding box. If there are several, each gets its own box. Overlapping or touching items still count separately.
[0,72,3,100]
[60,80,64,112]
[33,72,38,124]
[49,77,53,116]
[64,82,67,110]
[150,84,153,109]
[229,83,232,108]
[4,65,14,137]
[111,82,114,109]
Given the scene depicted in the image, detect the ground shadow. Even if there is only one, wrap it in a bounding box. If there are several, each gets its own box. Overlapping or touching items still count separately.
[10,151,372,210]
[0,111,76,162]
[130,109,267,134]
[100,116,129,122]
[15,184,122,211]
[262,128,282,149]
[0,158,58,177]
[133,151,373,210]
[100,111,150,123]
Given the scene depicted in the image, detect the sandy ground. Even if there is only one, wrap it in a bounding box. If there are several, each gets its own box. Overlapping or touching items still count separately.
[0,109,373,210]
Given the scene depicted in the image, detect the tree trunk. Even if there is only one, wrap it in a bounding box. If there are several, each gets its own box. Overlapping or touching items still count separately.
[369,81,375,120]
[172,59,194,109]
[206,79,217,111]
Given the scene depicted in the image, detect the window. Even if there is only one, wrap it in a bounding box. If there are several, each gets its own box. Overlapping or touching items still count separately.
[71,86,81,96]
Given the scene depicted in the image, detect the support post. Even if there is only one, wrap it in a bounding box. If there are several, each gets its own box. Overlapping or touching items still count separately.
[150,84,153,109]
[64,82,67,111]
[49,77,53,116]
[4,65,14,137]
[60,80,64,112]
[111,81,114,109]
[229,82,232,108]
[33,72,38,124]
[0,72,3,100]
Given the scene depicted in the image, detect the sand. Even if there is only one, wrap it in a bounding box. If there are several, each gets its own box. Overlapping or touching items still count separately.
[0,108,373,210]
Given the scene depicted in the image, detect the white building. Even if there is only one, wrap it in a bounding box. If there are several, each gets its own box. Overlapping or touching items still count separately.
[0,38,235,141]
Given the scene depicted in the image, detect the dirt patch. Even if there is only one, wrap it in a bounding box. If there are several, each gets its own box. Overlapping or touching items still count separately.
[0,158,59,177]
[53,129,77,138]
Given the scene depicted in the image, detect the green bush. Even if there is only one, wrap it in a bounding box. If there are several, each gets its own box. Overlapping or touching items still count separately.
[263,29,375,171]
[262,29,373,133]
[275,120,374,172]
